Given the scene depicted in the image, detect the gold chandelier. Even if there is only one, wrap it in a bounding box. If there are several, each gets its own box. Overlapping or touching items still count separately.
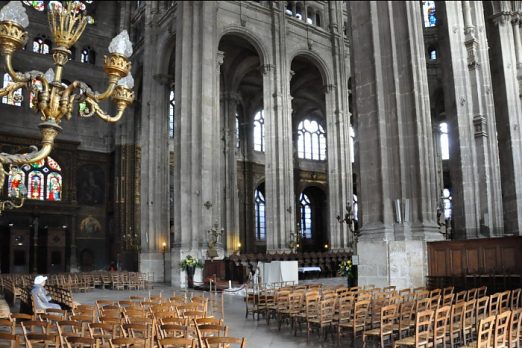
[0,1,134,214]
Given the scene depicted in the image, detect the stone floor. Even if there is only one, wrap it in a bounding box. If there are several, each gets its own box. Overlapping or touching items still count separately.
[6,277,382,347]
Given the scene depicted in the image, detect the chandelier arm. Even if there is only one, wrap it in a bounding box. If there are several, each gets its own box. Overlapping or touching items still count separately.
[92,80,117,101]
[85,97,127,123]
[3,53,30,83]
[0,80,26,97]
[0,196,25,215]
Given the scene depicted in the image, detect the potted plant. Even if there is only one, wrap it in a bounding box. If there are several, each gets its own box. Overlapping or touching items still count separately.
[180,255,204,288]
[339,259,355,288]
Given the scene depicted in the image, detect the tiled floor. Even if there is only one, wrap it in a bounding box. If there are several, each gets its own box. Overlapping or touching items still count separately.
[6,277,380,347]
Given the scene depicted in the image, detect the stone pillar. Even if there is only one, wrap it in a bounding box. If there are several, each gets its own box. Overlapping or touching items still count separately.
[349,1,441,288]
[325,1,353,251]
[437,1,504,238]
[138,3,170,282]
[221,91,241,255]
[263,3,296,252]
[173,2,221,287]
[486,1,522,235]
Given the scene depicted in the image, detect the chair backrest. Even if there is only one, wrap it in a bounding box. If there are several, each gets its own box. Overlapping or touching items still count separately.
[380,304,398,335]
[467,288,478,301]
[493,310,511,348]
[455,290,467,303]
[353,299,371,327]
[432,305,450,344]
[508,308,522,347]
[109,337,142,348]
[0,318,15,334]
[204,336,246,348]
[477,285,487,298]
[475,315,496,348]
[158,337,196,348]
[476,296,489,322]
[415,298,431,313]
[414,309,434,346]
[195,324,228,348]
[489,293,501,316]
[430,288,442,298]
[443,286,454,296]
[449,301,465,334]
[159,323,188,340]
[442,293,454,307]
[430,295,441,310]
[500,290,511,312]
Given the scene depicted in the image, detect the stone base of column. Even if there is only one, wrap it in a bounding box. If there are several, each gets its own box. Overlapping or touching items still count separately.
[357,240,429,289]
[139,252,166,283]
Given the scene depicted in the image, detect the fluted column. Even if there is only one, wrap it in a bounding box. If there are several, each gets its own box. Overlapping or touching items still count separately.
[486,1,522,235]
[349,1,440,288]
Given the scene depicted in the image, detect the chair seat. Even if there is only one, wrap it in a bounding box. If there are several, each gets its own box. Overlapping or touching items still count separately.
[395,335,416,346]
[462,341,478,348]
[365,327,395,337]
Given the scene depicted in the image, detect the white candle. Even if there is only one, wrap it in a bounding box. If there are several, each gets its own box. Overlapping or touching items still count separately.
[229,280,232,288]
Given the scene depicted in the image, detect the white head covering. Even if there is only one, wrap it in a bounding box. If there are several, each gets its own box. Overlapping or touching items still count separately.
[34,275,47,285]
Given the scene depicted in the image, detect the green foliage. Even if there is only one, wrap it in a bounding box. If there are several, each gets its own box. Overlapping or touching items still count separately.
[338,259,354,278]
[180,255,204,270]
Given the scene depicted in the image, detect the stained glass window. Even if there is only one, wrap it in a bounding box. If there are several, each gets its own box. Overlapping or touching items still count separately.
[23,0,45,11]
[297,119,326,160]
[2,73,22,106]
[169,90,175,138]
[253,110,265,152]
[28,171,44,200]
[6,156,63,202]
[255,185,266,241]
[442,188,452,219]
[29,79,43,107]
[440,122,449,160]
[422,1,437,28]
[8,169,26,198]
[299,192,312,239]
[235,112,240,149]
[80,47,95,64]
[33,37,51,54]
[46,172,62,201]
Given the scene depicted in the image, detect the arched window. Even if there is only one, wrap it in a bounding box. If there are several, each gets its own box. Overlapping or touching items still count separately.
[428,48,437,60]
[422,1,437,28]
[254,185,266,241]
[297,119,326,160]
[2,73,22,106]
[441,188,452,219]
[7,156,63,201]
[253,110,265,152]
[440,122,449,160]
[32,37,51,54]
[80,47,95,64]
[169,90,175,138]
[299,192,312,239]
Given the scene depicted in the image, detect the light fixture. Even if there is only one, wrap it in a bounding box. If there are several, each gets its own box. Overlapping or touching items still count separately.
[0,1,134,214]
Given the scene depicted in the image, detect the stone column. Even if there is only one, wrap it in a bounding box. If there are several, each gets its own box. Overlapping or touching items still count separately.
[437,1,504,238]
[349,1,441,288]
[486,1,522,235]
[260,3,297,252]
[138,3,170,282]
[173,2,221,287]
[325,1,353,251]
[221,91,241,255]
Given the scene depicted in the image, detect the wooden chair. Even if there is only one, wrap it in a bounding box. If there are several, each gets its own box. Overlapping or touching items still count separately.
[337,299,370,347]
[0,332,20,348]
[65,336,99,348]
[195,324,228,348]
[122,323,154,348]
[443,287,455,297]
[467,288,478,302]
[477,286,487,298]
[415,298,431,313]
[157,337,196,348]
[507,308,521,348]
[462,315,495,348]
[397,301,415,340]
[442,294,455,307]
[277,292,302,331]
[462,299,477,346]
[158,323,188,340]
[307,298,336,343]
[393,309,434,348]
[455,291,467,304]
[57,320,85,346]
[430,305,450,348]
[448,301,465,348]
[362,303,398,348]
[500,291,511,313]
[430,289,442,298]
[88,322,125,346]
[203,336,246,348]
[490,293,502,317]
[0,318,15,334]
[492,310,511,348]
[293,291,320,336]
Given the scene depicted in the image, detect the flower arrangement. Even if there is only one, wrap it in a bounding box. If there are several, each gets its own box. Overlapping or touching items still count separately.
[180,255,204,271]
[339,259,354,278]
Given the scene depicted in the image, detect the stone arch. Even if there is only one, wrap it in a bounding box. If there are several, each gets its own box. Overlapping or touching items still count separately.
[219,26,269,67]
[288,49,332,87]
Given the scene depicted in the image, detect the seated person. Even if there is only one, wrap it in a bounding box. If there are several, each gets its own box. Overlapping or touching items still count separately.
[31,275,61,311]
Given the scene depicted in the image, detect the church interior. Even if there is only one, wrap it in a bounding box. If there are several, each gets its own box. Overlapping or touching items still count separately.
[0,1,521,347]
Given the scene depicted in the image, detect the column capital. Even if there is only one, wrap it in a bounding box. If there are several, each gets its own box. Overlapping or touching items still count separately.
[216,50,225,71]
[473,114,487,137]
[323,84,336,94]
[259,64,275,75]
[490,12,513,26]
